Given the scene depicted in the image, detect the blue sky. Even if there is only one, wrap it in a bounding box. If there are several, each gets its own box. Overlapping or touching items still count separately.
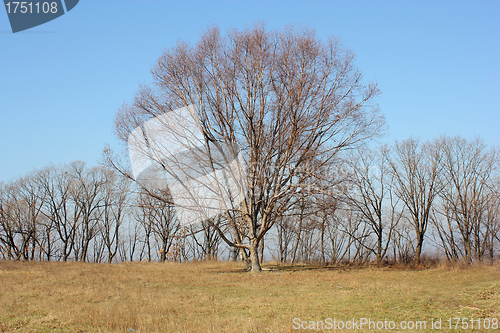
[1,0,499,182]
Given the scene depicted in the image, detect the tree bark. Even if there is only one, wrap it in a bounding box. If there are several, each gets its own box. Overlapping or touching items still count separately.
[248,238,262,272]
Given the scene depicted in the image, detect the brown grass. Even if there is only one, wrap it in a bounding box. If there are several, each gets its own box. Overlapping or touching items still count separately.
[0,260,499,332]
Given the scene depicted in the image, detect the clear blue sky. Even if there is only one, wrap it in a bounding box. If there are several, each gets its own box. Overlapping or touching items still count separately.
[1,0,499,182]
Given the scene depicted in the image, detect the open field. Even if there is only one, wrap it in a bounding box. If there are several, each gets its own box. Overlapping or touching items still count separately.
[0,261,499,332]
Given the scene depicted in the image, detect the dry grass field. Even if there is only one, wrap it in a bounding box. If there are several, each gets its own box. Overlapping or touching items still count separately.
[0,260,499,332]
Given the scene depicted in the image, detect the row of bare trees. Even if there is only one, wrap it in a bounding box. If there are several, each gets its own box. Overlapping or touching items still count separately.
[1,136,498,265]
[0,161,230,263]
[269,136,499,265]
[0,162,127,262]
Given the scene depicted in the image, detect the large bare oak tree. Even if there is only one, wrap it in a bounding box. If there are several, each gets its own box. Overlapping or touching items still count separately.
[112,24,384,271]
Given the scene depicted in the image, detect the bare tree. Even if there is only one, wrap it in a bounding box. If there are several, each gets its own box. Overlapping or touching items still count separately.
[345,147,403,264]
[431,205,462,261]
[290,188,315,264]
[136,189,179,262]
[387,138,443,264]
[0,182,20,259]
[274,214,297,262]
[36,165,80,261]
[135,194,153,262]
[286,165,345,264]
[483,182,500,261]
[390,218,416,264]
[100,169,131,263]
[0,174,46,260]
[189,217,223,260]
[70,162,106,262]
[437,136,499,263]
[315,195,341,264]
[325,208,354,264]
[112,24,384,271]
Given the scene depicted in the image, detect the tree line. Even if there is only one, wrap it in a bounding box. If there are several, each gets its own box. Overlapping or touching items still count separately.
[1,135,498,265]
[2,24,498,269]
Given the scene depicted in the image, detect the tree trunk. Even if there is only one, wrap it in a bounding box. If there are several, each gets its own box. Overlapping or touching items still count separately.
[464,229,472,264]
[415,232,424,265]
[377,229,382,265]
[291,217,303,264]
[259,237,264,265]
[248,238,262,272]
[320,217,326,264]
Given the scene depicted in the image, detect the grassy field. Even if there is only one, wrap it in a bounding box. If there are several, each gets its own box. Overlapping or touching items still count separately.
[0,261,499,332]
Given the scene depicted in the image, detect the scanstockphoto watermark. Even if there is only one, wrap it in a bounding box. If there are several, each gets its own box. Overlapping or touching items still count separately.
[292,317,499,330]
[3,0,79,33]
[128,105,248,227]
[293,318,426,331]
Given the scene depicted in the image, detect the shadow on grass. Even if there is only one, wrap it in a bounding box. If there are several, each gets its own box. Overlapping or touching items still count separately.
[210,262,371,274]
[209,258,500,274]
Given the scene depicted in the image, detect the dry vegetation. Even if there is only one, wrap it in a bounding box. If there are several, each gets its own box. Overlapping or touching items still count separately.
[0,261,499,332]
